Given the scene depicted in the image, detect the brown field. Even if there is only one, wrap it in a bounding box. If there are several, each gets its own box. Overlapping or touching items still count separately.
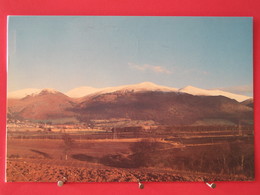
[6,130,254,182]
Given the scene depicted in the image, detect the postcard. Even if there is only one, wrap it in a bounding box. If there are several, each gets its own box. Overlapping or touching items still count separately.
[6,16,253,182]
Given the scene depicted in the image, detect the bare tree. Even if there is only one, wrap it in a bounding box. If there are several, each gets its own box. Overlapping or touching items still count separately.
[62,133,75,160]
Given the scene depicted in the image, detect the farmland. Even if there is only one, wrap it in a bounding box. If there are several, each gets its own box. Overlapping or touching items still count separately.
[6,122,254,182]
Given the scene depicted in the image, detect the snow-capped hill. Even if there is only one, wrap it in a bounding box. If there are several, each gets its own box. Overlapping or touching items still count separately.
[118,82,178,92]
[8,83,252,102]
[66,86,101,98]
[8,88,62,99]
[88,82,178,97]
[8,88,42,99]
[179,86,213,95]
[101,82,177,93]
[37,88,60,95]
[179,86,251,102]
[65,82,178,98]
[27,88,61,97]
[123,82,178,92]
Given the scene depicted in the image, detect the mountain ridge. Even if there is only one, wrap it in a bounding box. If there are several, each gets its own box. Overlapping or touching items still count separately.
[7,87,253,126]
[8,82,252,102]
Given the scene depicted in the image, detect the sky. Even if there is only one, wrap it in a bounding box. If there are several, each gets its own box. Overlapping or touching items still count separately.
[7,16,253,96]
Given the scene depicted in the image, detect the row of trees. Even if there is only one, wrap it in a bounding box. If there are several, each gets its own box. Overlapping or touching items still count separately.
[129,139,254,178]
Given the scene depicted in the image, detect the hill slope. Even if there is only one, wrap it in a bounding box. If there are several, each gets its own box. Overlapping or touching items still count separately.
[73,90,253,125]
[179,86,250,102]
[7,84,253,125]
[8,89,76,121]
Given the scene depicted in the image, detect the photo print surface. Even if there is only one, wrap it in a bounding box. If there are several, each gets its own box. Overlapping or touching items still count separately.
[6,16,254,182]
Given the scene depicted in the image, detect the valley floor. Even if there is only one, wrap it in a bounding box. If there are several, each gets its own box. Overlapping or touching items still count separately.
[6,136,254,182]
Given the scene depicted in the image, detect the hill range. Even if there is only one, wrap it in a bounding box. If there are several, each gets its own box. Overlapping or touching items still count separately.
[7,82,253,126]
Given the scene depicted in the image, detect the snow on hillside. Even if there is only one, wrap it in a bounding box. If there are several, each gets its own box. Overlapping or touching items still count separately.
[97,82,178,95]
[121,82,178,92]
[37,88,61,95]
[8,83,252,102]
[65,82,178,98]
[66,87,101,98]
[8,88,42,99]
[179,85,251,102]
[8,88,60,99]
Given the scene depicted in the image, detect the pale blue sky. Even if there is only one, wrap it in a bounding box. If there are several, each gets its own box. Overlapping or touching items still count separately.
[8,16,253,96]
